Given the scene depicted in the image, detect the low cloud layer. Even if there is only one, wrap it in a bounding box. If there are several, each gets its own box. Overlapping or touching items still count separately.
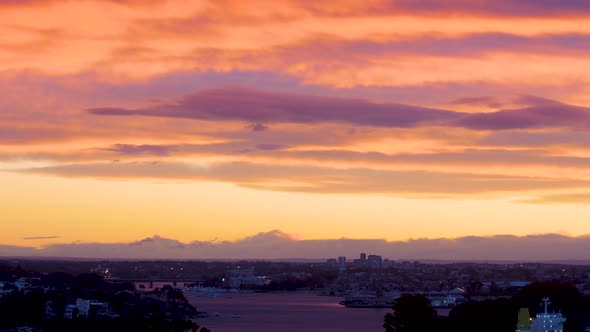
[2,230,590,261]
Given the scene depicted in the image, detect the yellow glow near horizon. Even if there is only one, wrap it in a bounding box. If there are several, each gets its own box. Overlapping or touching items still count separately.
[2,171,590,248]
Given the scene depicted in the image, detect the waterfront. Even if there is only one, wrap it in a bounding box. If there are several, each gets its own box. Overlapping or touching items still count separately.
[189,292,391,332]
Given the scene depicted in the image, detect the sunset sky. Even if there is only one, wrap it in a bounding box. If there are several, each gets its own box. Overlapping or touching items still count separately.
[2,0,590,255]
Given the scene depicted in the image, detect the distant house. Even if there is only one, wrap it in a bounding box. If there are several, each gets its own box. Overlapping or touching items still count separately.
[76,299,91,317]
[507,281,532,288]
[449,287,466,294]
[12,326,43,332]
[0,282,8,296]
[14,278,28,291]
[44,301,58,320]
[64,304,77,319]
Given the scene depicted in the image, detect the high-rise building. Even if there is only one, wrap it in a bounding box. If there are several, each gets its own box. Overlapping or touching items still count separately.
[367,255,383,269]
[383,258,392,268]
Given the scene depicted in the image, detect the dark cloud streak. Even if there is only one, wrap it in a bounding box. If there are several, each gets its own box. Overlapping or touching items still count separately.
[23,236,60,240]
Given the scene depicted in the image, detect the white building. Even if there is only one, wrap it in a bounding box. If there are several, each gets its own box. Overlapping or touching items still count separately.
[64,304,77,319]
[228,268,267,289]
[14,278,28,291]
[76,299,91,317]
[74,298,108,318]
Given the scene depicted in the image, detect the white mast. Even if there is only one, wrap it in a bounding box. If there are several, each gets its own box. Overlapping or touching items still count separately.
[542,297,550,314]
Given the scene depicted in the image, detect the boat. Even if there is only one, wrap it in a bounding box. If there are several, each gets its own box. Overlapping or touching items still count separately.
[516,298,565,332]
[339,293,397,308]
[340,299,394,308]
[428,295,457,308]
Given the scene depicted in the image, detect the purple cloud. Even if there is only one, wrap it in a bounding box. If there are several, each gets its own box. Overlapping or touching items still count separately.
[315,0,590,17]
[103,144,173,156]
[283,33,590,62]
[3,70,588,145]
[246,123,269,131]
[455,98,590,130]
[255,144,287,151]
[88,87,462,128]
[450,96,504,108]
[89,87,590,132]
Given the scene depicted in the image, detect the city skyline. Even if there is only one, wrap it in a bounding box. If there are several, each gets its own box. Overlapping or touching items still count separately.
[2,0,590,254]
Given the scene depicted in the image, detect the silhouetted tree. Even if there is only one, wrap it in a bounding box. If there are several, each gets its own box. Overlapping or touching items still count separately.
[513,281,582,316]
[74,273,104,290]
[383,294,437,332]
[448,298,516,332]
[42,271,75,292]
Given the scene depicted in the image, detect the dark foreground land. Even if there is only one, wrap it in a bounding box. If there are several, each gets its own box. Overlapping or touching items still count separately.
[384,282,590,332]
[2,259,590,331]
[0,263,209,332]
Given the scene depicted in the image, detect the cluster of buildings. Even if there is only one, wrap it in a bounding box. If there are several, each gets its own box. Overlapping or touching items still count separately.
[325,256,347,269]
[0,277,118,322]
[326,253,394,269]
[0,278,30,294]
[44,297,117,321]
[323,260,590,303]
[62,298,111,319]
[226,267,269,288]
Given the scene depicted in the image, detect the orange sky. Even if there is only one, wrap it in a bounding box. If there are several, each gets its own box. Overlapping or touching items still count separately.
[2,0,590,250]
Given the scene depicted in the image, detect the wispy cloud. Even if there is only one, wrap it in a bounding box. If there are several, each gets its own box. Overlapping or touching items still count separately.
[21,161,590,196]
[23,236,60,240]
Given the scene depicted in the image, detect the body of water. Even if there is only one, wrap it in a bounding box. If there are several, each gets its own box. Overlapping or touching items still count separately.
[189,292,390,332]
